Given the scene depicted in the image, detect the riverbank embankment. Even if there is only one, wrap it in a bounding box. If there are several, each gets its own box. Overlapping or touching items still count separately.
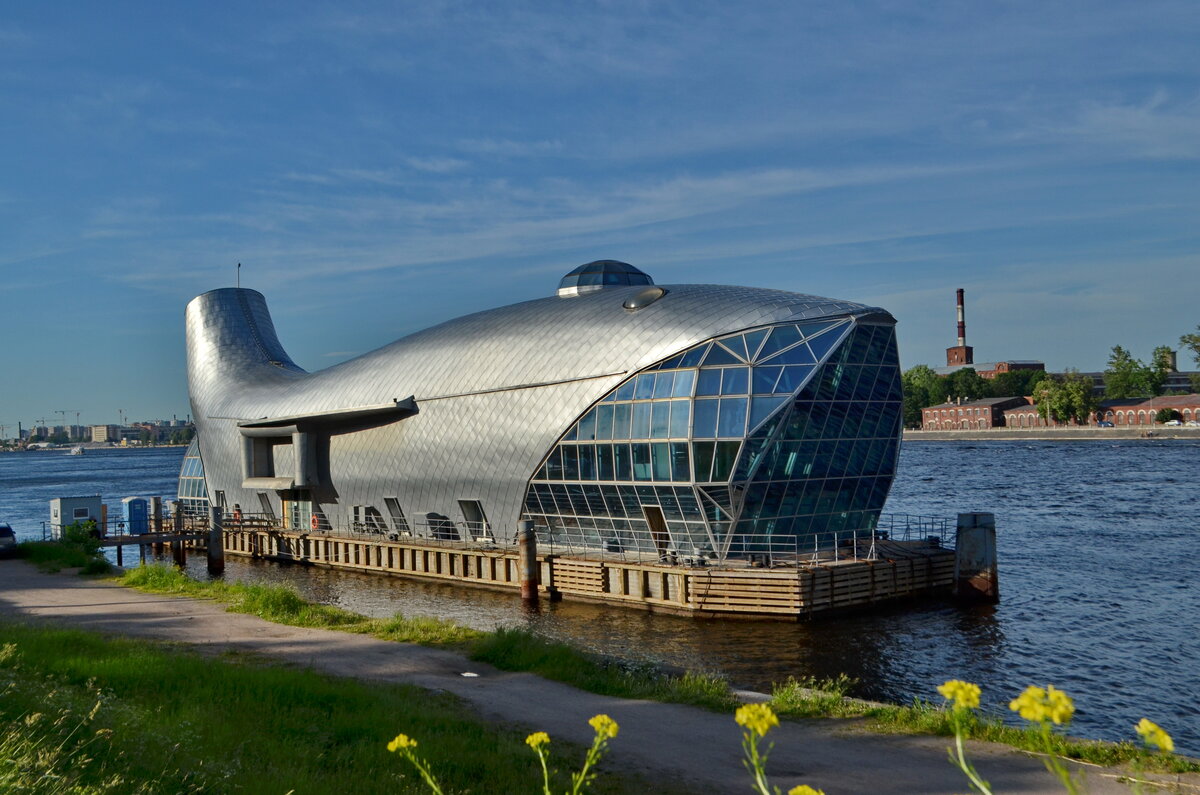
[0,560,1182,794]
[905,427,1200,442]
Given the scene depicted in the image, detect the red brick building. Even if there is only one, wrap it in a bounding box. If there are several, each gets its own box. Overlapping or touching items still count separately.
[922,397,1031,430]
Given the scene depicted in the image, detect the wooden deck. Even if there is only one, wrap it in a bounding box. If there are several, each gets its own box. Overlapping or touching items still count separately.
[204,526,956,619]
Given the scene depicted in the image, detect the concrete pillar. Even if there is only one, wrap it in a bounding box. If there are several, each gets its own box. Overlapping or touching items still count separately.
[517,520,538,602]
[954,512,998,603]
[208,506,225,576]
[171,501,187,567]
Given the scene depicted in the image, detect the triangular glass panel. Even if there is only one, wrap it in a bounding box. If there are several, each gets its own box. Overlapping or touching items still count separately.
[749,395,789,431]
[795,320,841,341]
[805,324,851,363]
[757,325,802,359]
[678,344,708,368]
[698,485,733,513]
[762,342,816,365]
[695,488,730,521]
[743,328,769,362]
[658,353,685,370]
[720,334,748,361]
[701,344,741,366]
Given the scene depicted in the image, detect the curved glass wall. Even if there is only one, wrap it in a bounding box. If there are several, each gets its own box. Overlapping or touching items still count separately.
[522,318,902,558]
[176,438,210,516]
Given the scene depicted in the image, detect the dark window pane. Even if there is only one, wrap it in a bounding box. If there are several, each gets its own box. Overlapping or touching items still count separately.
[721,335,748,360]
[651,442,671,481]
[671,369,696,397]
[600,485,623,516]
[634,373,656,400]
[598,444,615,480]
[653,371,675,398]
[759,325,802,359]
[564,425,577,441]
[679,345,708,367]
[670,442,690,482]
[711,441,741,481]
[693,398,719,437]
[806,325,848,362]
[750,395,788,430]
[659,353,685,369]
[615,380,636,401]
[796,320,840,339]
[562,446,579,480]
[696,368,722,396]
[615,444,632,481]
[752,366,782,394]
[721,367,749,395]
[577,409,597,441]
[717,397,747,437]
[692,441,715,481]
[631,402,652,438]
[744,328,769,361]
[767,343,817,366]
[650,401,671,438]
[612,403,632,439]
[545,449,563,479]
[595,404,614,440]
[632,443,652,481]
[776,365,813,394]
[701,344,741,366]
[578,445,596,480]
[669,399,690,438]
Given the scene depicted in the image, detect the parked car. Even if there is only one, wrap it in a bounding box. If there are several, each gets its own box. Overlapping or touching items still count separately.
[0,523,16,558]
[1185,420,1200,427]
[1097,421,1114,427]
[1164,419,1182,426]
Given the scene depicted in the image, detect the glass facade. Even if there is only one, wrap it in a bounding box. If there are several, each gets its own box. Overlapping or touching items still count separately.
[523,319,902,558]
[176,438,210,516]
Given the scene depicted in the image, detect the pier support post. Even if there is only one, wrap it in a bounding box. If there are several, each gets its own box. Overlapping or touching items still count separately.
[954,512,998,603]
[517,520,539,603]
[171,501,187,567]
[151,497,164,555]
[208,506,225,576]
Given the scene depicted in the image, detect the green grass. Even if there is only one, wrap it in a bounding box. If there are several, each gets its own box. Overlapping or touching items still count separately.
[18,540,113,574]
[469,628,739,712]
[115,564,1200,773]
[0,623,656,794]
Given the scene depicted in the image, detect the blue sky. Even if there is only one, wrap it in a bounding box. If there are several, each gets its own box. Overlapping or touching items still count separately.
[2,1,1198,428]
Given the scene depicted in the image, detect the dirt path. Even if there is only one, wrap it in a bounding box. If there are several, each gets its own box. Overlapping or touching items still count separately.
[0,560,1181,794]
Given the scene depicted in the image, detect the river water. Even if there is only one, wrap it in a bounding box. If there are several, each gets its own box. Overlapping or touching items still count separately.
[2,442,1197,753]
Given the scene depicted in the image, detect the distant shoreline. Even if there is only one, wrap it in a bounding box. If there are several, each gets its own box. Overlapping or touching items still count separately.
[904,427,1200,442]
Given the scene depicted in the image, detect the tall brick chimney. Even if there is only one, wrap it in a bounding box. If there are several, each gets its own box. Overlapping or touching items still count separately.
[946,288,974,366]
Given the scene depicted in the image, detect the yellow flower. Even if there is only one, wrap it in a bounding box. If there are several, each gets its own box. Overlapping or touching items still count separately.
[588,714,619,739]
[937,680,981,710]
[525,731,551,750]
[1135,719,1174,753]
[387,733,418,752]
[734,703,780,736]
[788,787,825,795]
[1009,685,1074,725]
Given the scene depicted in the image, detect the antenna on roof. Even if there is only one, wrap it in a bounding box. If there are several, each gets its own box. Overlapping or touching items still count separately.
[237,262,241,289]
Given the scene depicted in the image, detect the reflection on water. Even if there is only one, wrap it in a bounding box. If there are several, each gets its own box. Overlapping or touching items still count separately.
[5,442,1199,754]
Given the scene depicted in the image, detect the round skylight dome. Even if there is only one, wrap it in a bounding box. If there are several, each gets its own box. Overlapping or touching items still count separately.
[557,260,653,297]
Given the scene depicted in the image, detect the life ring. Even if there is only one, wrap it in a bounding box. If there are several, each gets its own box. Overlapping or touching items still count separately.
[310,514,319,531]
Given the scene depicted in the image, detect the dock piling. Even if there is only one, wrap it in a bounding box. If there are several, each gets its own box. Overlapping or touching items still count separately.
[954,512,999,603]
[171,501,187,567]
[151,497,165,555]
[208,506,225,575]
[517,519,538,603]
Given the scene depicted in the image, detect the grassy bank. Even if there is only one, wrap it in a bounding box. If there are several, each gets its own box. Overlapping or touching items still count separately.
[0,622,655,794]
[117,563,1196,773]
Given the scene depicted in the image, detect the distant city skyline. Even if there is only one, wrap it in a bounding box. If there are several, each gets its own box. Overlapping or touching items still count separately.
[2,2,1198,423]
